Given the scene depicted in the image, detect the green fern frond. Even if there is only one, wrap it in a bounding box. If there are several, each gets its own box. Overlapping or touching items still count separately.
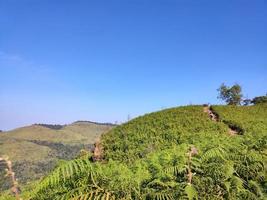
[248,180,263,197]
[231,176,244,192]
[70,191,115,200]
[145,192,174,200]
[36,157,93,193]
[147,179,172,189]
[164,165,186,176]
[184,184,198,200]
[201,147,226,162]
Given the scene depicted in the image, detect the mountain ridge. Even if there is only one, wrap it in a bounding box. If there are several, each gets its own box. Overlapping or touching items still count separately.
[1,120,116,133]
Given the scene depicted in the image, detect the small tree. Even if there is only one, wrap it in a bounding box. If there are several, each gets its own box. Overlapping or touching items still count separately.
[251,94,267,104]
[217,83,243,105]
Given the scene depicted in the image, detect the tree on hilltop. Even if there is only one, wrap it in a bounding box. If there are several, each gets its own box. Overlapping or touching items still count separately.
[217,83,243,105]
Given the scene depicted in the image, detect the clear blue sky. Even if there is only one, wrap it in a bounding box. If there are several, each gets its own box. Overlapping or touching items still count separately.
[0,0,266,130]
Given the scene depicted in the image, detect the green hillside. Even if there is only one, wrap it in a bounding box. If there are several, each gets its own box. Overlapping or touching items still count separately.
[212,104,267,135]
[2,105,267,200]
[0,122,114,192]
[101,106,229,162]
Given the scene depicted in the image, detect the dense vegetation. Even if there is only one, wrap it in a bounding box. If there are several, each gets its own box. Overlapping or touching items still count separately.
[251,95,267,105]
[212,104,267,136]
[74,121,116,126]
[102,106,228,163]
[35,124,66,130]
[1,105,267,199]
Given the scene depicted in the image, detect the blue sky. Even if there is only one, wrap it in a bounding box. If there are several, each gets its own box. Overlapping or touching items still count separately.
[0,0,266,130]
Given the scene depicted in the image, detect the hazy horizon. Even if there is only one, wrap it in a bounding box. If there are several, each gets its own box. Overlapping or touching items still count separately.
[1,0,267,131]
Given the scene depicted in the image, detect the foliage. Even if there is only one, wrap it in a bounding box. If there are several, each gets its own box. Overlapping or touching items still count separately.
[217,83,243,105]
[101,106,228,163]
[2,105,267,199]
[251,95,267,105]
[28,140,266,199]
[212,104,267,135]
[34,124,65,130]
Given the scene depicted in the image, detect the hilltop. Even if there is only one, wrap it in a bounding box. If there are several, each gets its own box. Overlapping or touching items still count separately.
[20,104,267,200]
[0,121,114,191]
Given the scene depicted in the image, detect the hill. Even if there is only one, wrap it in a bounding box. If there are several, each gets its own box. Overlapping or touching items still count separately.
[2,104,267,200]
[0,121,114,192]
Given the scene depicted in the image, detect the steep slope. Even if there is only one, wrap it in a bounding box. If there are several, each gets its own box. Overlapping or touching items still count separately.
[0,122,114,191]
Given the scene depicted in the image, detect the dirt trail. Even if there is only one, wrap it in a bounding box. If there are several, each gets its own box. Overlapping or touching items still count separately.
[203,105,218,122]
[228,128,238,136]
[203,105,237,136]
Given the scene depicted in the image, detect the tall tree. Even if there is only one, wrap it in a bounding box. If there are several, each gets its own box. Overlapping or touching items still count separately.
[217,83,243,105]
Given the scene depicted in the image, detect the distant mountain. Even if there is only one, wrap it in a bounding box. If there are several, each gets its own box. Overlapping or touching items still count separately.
[0,121,114,191]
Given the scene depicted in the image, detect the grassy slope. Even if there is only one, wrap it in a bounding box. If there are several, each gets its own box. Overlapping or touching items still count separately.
[0,138,51,161]
[0,122,114,191]
[102,104,267,162]
[63,121,113,143]
[2,105,267,199]
[102,105,230,162]
[212,104,267,135]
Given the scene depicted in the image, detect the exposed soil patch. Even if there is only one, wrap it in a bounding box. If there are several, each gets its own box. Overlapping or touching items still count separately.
[203,105,218,122]
[225,123,244,135]
[228,128,238,136]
